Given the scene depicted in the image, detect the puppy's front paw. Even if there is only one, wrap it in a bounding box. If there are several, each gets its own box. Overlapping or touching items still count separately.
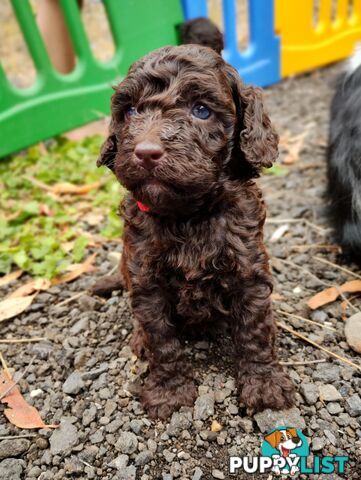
[141,376,197,420]
[238,363,295,412]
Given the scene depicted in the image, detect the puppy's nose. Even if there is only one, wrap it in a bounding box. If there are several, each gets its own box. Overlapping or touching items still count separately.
[134,142,164,170]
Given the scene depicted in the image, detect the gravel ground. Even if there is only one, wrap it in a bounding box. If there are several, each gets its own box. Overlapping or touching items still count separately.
[1,62,361,479]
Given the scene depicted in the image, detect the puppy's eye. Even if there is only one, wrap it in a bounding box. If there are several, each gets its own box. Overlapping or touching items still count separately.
[125,106,137,119]
[192,104,211,120]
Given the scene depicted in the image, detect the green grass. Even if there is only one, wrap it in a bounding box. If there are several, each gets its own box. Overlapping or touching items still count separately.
[0,136,124,278]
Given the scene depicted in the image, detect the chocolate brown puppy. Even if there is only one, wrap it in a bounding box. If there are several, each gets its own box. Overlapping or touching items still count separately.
[96,45,295,419]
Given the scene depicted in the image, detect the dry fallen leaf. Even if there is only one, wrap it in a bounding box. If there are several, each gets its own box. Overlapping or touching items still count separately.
[308,280,361,310]
[0,370,57,429]
[50,181,102,195]
[51,253,97,286]
[8,278,51,299]
[0,270,23,288]
[279,128,310,165]
[211,420,222,432]
[0,295,36,323]
[341,300,348,322]
[271,292,283,301]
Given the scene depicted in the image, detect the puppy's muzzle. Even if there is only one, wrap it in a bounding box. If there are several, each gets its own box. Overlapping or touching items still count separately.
[134,141,165,171]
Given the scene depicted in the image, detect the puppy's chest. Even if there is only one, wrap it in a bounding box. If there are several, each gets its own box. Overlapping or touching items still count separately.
[158,238,239,319]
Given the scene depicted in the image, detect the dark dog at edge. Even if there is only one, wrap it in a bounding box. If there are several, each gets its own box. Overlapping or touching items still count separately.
[327,45,361,263]
[93,45,295,419]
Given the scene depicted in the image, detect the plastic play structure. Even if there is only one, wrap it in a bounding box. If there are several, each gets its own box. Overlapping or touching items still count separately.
[1,0,361,158]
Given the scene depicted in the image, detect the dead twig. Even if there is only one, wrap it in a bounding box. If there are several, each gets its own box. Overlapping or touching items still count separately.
[0,352,11,380]
[78,458,94,469]
[56,291,86,308]
[0,434,36,440]
[266,218,330,235]
[277,322,361,372]
[291,244,341,253]
[0,355,37,400]
[0,338,47,344]
[280,359,326,366]
[277,309,336,332]
[313,256,361,281]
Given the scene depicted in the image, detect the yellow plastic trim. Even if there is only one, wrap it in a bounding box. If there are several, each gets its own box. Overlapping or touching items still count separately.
[275,0,361,77]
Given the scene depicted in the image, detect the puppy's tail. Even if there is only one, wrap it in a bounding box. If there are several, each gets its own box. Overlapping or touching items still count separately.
[346,42,361,75]
[179,17,224,55]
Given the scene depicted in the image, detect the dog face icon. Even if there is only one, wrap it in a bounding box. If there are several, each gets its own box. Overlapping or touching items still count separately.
[265,428,302,457]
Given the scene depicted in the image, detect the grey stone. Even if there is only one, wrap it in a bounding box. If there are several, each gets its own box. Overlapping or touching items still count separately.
[147,439,157,454]
[82,405,97,427]
[162,475,173,480]
[70,316,89,334]
[310,310,328,322]
[99,387,111,400]
[344,312,361,354]
[194,393,215,420]
[324,429,338,446]
[192,467,203,480]
[109,454,129,470]
[89,429,104,444]
[50,420,78,455]
[116,465,137,480]
[62,372,84,395]
[312,437,325,451]
[170,461,182,477]
[0,439,30,460]
[326,402,342,415]
[212,469,225,479]
[167,411,192,437]
[0,458,25,480]
[78,295,99,312]
[214,389,231,403]
[312,364,340,383]
[254,407,306,433]
[64,457,84,475]
[239,418,254,433]
[105,419,122,434]
[319,384,342,402]
[345,394,361,417]
[300,383,319,405]
[115,432,138,454]
[228,404,238,415]
[163,449,176,463]
[130,419,144,435]
[28,466,42,478]
[135,450,153,466]
[82,364,109,381]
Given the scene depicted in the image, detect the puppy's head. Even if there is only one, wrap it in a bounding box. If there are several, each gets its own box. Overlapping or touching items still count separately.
[179,17,224,55]
[98,45,278,214]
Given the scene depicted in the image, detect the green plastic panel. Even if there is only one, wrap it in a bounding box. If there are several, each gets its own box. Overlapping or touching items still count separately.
[0,0,183,157]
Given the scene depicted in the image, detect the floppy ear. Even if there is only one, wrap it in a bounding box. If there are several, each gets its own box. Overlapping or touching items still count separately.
[288,428,298,438]
[239,85,279,169]
[264,430,281,449]
[96,130,117,171]
[225,66,279,173]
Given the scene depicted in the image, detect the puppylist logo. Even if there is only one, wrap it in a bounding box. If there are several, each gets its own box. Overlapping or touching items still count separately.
[230,426,349,476]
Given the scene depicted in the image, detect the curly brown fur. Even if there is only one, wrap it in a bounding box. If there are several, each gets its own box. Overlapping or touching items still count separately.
[179,17,224,55]
[96,45,295,419]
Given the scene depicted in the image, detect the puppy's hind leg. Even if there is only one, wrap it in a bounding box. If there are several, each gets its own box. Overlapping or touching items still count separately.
[89,271,125,298]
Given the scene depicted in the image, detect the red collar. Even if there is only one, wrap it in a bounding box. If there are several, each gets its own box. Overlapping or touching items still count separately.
[136,200,151,212]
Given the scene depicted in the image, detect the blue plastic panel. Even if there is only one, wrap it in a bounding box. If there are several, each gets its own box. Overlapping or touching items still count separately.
[181,0,281,87]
